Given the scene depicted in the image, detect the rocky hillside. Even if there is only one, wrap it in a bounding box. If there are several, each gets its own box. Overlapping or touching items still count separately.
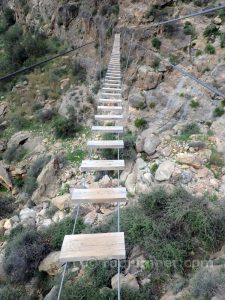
[0,0,225,299]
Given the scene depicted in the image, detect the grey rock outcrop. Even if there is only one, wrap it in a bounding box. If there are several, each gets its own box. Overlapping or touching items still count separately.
[0,162,12,190]
[32,158,60,204]
[136,129,160,155]
[155,161,175,181]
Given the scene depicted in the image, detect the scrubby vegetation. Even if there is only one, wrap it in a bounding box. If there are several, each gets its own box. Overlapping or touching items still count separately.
[0,7,64,92]
[4,229,50,283]
[88,186,225,297]
[134,117,147,129]
[0,195,17,218]
[3,216,85,286]
[179,122,200,141]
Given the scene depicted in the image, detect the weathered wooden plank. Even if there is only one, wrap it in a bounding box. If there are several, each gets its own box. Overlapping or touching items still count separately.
[91,126,124,133]
[97,106,122,112]
[98,99,122,104]
[87,140,124,149]
[95,115,123,121]
[80,160,125,171]
[59,232,126,262]
[70,187,126,203]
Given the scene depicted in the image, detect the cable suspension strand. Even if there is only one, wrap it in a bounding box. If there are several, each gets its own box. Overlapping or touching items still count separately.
[57,205,80,300]
[123,33,134,81]
[0,41,95,82]
[137,43,225,99]
[150,4,225,27]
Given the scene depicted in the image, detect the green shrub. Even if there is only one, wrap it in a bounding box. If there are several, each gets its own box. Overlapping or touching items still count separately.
[151,58,160,70]
[145,5,160,19]
[179,122,200,141]
[92,82,101,94]
[149,102,156,109]
[53,115,82,139]
[163,23,177,37]
[203,25,220,40]
[10,113,30,130]
[183,21,196,36]
[87,95,94,104]
[205,43,215,55]
[214,106,224,117]
[72,61,87,83]
[195,49,202,56]
[150,163,158,174]
[120,186,225,274]
[169,53,180,65]
[3,7,16,27]
[220,32,225,48]
[23,176,37,196]
[134,117,147,129]
[112,4,119,16]
[152,37,161,50]
[206,148,224,169]
[0,196,17,218]
[3,145,28,163]
[219,9,225,22]
[66,149,86,164]
[44,216,85,250]
[60,276,100,300]
[106,27,113,38]
[4,229,50,283]
[138,101,145,109]
[121,130,137,160]
[190,100,200,108]
[0,284,24,300]
[190,268,225,299]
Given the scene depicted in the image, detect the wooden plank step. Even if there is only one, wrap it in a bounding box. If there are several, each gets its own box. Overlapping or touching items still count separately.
[103,82,121,88]
[106,73,120,76]
[101,93,121,97]
[98,99,122,104]
[87,140,124,149]
[70,187,126,203]
[107,72,121,75]
[102,87,121,91]
[80,160,125,171]
[95,114,123,121]
[97,106,123,112]
[104,80,121,83]
[91,125,123,133]
[59,232,126,263]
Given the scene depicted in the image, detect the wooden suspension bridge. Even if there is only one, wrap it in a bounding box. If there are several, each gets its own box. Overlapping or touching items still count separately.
[58,34,126,298]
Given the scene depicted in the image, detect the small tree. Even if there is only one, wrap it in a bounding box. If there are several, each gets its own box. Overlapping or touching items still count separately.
[152,37,161,50]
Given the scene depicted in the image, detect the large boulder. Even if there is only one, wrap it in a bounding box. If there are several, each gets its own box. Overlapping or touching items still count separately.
[51,194,71,210]
[32,158,60,204]
[128,93,146,109]
[0,102,7,122]
[125,158,153,195]
[111,273,139,290]
[211,63,225,92]
[155,161,175,181]
[211,118,225,154]
[136,66,162,90]
[176,153,202,169]
[19,208,36,221]
[7,131,30,148]
[136,129,160,155]
[39,251,62,275]
[7,131,45,153]
[0,162,12,190]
